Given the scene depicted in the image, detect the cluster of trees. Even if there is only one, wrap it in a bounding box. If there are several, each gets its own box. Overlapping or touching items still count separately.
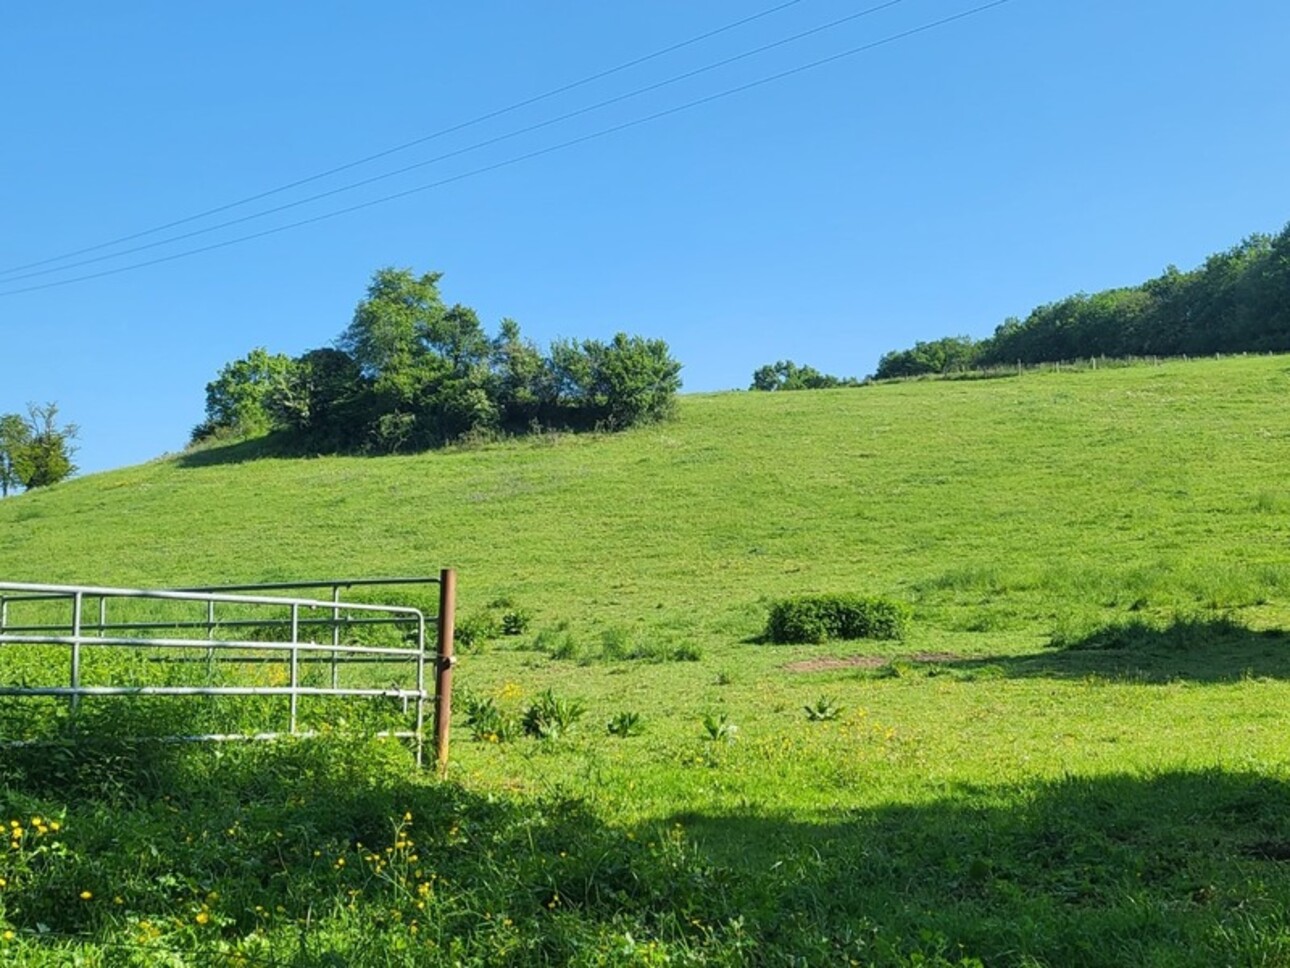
[193,268,683,453]
[749,360,859,391]
[874,223,1290,379]
[0,403,77,496]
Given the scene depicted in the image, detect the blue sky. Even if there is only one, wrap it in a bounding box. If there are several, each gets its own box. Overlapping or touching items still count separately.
[3,1,1288,475]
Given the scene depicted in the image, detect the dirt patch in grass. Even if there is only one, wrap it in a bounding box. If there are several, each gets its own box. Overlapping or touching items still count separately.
[784,652,965,673]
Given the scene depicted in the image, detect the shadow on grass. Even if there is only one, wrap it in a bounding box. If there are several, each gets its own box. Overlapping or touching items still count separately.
[812,617,1290,685]
[669,768,1290,966]
[3,737,1290,965]
[174,433,299,468]
[953,615,1290,684]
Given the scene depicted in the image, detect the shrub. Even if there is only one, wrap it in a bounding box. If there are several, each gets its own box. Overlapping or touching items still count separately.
[500,609,530,636]
[764,594,911,644]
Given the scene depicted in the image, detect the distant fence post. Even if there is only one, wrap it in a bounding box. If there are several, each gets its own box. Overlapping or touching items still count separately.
[434,568,456,773]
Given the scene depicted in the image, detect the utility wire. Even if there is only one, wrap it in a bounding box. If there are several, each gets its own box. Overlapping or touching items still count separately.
[0,0,810,278]
[2,0,909,285]
[0,0,1016,299]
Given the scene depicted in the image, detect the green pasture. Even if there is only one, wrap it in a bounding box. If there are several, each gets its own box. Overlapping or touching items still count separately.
[1,355,1289,965]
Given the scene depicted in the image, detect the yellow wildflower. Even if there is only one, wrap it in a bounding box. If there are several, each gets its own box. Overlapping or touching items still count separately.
[79,890,93,900]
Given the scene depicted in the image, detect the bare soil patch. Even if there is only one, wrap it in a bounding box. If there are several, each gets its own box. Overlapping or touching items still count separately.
[784,651,965,673]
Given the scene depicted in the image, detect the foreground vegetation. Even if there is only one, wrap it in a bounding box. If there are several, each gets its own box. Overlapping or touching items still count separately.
[2,354,1290,964]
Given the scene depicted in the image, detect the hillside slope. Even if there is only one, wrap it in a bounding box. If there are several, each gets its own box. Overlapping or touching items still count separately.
[3,355,1288,639]
[5,355,1290,965]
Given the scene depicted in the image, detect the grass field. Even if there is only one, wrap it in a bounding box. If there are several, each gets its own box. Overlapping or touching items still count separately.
[2,355,1290,965]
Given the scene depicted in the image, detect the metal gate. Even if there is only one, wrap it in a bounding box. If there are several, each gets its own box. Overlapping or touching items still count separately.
[0,572,456,769]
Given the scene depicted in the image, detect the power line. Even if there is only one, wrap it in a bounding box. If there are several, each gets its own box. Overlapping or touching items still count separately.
[0,0,810,279]
[0,0,1016,299]
[2,0,909,285]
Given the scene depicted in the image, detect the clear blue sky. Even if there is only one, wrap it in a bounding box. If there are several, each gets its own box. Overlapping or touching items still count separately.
[3,1,1288,475]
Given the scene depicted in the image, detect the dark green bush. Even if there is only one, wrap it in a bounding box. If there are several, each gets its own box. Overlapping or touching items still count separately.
[764,594,911,644]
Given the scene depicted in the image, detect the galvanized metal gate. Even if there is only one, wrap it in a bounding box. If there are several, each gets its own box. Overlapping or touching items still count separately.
[0,572,456,769]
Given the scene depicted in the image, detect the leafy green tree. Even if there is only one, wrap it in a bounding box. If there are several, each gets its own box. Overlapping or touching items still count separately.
[0,413,32,497]
[196,266,684,454]
[9,403,77,490]
[194,348,296,442]
[491,318,545,431]
[874,338,980,380]
[339,268,447,405]
[585,333,683,428]
[270,348,367,448]
[752,360,858,390]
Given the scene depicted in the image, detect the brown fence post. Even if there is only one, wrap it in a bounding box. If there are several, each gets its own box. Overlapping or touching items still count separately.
[434,567,456,774]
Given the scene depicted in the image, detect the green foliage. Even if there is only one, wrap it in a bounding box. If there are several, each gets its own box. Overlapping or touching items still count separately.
[459,693,517,743]
[874,336,982,380]
[193,347,296,442]
[521,689,585,740]
[701,712,737,742]
[750,359,860,391]
[500,609,530,636]
[581,332,683,429]
[0,412,32,497]
[196,267,683,455]
[2,403,77,491]
[454,612,501,650]
[876,221,1290,373]
[804,696,845,721]
[765,594,911,644]
[533,625,582,661]
[606,710,643,738]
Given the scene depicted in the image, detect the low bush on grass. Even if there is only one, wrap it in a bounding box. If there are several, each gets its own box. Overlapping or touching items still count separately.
[765,594,911,644]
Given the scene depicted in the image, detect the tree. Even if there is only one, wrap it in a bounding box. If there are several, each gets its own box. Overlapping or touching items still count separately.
[585,333,683,428]
[196,266,685,454]
[0,412,32,497]
[7,403,77,491]
[194,348,296,442]
[751,360,858,390]
[339,268,448,404]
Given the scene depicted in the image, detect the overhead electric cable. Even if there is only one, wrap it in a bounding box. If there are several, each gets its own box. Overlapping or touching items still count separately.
[0,0,810,278]
[0,0,1015,299]
[2,0,909,284]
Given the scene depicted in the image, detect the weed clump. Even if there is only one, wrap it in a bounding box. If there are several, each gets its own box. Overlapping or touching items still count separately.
[522,690,585,740]
[764,594,910,644]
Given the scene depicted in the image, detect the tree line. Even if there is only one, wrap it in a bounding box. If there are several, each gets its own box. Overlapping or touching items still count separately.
[875,222,1290,379]
[193,268,683,453]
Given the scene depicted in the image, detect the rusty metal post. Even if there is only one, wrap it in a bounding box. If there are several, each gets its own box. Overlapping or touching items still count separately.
[433,568,456,773]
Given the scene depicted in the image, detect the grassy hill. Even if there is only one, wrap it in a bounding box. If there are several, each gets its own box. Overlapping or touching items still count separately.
[2,355,1290,965]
